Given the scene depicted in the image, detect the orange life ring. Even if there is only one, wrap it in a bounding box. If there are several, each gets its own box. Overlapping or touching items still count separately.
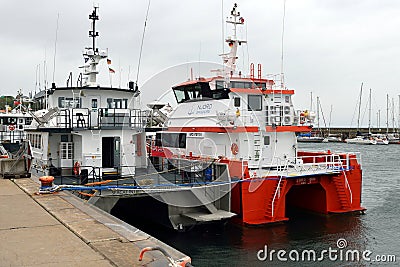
[8,124,15,131]
[73,161,81,175]
[231,143,239,155]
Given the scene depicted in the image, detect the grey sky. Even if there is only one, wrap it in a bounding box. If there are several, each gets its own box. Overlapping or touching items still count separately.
[1,0,399,127]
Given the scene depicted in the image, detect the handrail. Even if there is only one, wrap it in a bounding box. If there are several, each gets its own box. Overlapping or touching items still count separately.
[271,159,288,217]
[338,157,353,204]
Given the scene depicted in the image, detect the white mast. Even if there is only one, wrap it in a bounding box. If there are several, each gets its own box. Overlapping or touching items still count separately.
[82,6,108,87]
[386,94,389,133]
[398,95,400,134]
[357,83,363,132]
[392,97,395,133]
[368,88,371,134]
[220,3,246,88]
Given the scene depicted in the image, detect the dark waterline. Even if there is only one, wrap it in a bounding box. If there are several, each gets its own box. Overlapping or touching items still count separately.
[114,143,400,266]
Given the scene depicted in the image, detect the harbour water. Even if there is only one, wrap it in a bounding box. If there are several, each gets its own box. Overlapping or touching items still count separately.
[115,143,400,266]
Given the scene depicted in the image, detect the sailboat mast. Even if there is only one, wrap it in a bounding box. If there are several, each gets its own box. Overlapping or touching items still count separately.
[386,94,389,134]
[328,105,333,135]
[357,83,363,131]
[368,88,371,134]
[398,95,400,134]
[392,97,395,133]
[317,96,320,132]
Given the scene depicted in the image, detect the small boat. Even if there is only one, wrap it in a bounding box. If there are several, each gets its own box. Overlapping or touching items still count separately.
[372,134,389,145]
[297,132,324,143]
[325,134,343,142]
[386,133,400,144]
[345,136,376,145]
[0,93,32,143]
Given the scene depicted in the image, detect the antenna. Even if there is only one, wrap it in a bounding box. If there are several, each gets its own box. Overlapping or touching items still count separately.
[280,0,287,89]
[89,6,99,51]
[221,0,225,57]
[136,0,151,87]
[52,13,60,84]
[198,42,202,78]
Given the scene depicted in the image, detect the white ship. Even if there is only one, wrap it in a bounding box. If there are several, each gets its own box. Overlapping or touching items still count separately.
[26,7,147,179]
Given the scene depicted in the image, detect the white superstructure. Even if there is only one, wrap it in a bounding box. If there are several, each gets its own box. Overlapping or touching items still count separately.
[27,7,146,178]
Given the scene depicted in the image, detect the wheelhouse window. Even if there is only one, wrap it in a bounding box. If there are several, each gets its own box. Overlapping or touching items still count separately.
[248,95,262,111]
[58,97,81,108]
[174,88,186,103]
[216,80,224,89]
[173,82,229,103]
[106,98,128,109]
[218,80,266,89]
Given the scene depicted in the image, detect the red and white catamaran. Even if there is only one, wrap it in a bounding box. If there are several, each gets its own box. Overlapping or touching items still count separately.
[148,3,365,228]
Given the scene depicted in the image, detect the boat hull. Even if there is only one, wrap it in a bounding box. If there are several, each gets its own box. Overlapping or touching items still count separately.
[230,151,365,225]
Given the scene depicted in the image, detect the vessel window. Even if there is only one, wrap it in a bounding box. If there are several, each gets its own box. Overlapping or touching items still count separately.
[264,136,270,145]
[30,133,42,149]
[107,98,113,107]
[256,83,266,89]
[186,86,202,100]
[115,99,122,109]
[161,133,186,148]
[106,98,128,109]
[58,97,81,108]
[61,135,69,142]
[174,88,186,103]
[234,97,241,107]
[216,80,224,89]
[19,119,23,124]
[60,142,73,160]
[91,99,98,108]
[285,96,290,103]
[248,95,262,111]
[173,82,227,103]
[25,117,33,125]
[155,133,162,146]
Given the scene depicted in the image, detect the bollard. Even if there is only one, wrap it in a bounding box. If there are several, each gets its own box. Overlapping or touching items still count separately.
[39,176,55,188]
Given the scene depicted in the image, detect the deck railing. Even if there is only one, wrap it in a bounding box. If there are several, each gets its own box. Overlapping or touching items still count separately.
[50,107,146,130]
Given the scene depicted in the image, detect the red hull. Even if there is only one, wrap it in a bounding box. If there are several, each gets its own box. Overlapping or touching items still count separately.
[231,151,366,225]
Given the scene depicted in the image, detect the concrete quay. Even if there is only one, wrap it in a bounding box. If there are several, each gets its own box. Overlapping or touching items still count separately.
[0,178,188,267]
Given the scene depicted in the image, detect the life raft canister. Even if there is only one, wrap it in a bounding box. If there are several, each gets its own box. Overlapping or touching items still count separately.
[231,143,239,155]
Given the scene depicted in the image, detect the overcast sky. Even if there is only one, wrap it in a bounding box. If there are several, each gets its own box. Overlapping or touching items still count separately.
[1,0,400,127]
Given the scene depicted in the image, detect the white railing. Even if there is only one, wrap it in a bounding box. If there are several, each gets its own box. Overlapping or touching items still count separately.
[271,152,360,209]
[271,160,288,217]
